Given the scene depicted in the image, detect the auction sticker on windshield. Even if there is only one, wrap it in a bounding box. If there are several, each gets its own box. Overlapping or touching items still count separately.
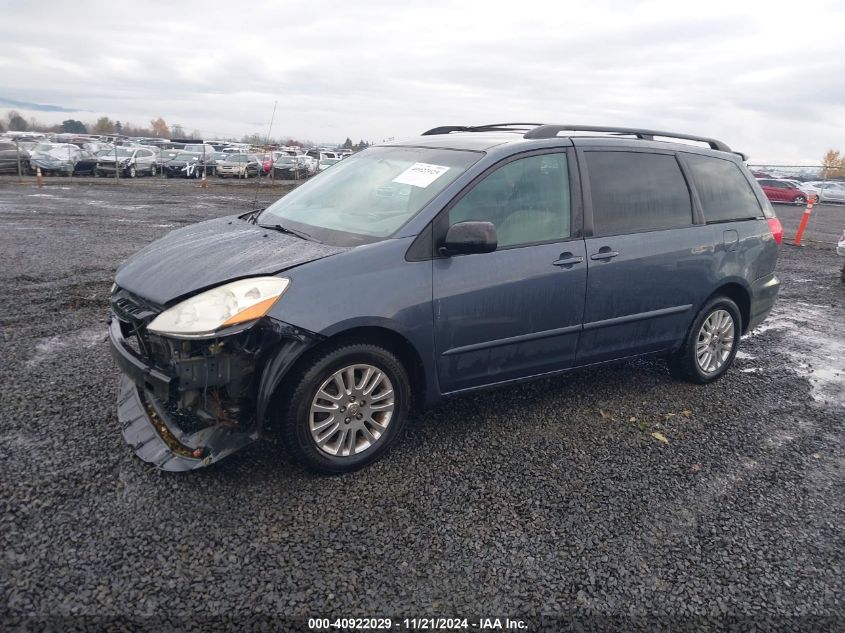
[392,162,450,188]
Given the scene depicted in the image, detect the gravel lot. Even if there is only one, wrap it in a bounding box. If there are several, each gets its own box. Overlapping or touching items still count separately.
[1,181,843,631]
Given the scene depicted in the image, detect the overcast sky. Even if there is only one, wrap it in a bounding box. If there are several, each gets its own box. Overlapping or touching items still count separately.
[2,0,843,163]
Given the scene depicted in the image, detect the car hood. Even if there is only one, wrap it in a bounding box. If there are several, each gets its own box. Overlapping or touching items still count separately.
[115,216,347,305]
[32,154,72,165]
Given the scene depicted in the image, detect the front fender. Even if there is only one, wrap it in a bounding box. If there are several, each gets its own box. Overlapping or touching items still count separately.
[255,318,323,428]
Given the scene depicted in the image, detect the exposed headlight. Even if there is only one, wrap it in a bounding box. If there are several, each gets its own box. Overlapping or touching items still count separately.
[147,277,289,338]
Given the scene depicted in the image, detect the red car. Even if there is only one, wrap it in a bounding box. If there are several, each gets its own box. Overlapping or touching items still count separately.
[756,178,810,205]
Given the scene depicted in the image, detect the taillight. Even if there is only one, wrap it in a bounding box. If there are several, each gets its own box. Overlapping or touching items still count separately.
[768,218,783,245]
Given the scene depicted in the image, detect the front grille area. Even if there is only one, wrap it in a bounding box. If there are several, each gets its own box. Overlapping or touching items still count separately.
[111,287,161,325]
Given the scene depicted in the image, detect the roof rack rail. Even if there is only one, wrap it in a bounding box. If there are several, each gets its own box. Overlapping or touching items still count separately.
[523,124,732,153]
[421,122,544,136]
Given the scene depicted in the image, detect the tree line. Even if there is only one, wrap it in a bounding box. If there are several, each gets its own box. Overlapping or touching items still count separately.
[1,111,183,138]
[1,110,371,150]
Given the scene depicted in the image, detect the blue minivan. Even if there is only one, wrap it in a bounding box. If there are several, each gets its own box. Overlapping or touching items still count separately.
[109,124,782,473]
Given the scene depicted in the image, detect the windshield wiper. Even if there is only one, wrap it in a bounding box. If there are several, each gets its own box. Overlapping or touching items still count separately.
[243,207,263,224]
[260,223,318,242]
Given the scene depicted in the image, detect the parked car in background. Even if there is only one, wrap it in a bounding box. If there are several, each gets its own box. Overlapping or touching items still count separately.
[216,154,263,178]
[181,143,217,157]
[16,140,38,155]
[30,143,97,176]
[318,157,340,171]
[157,149,181,165]
[756,178,810,205]
[299,155,318,176]
[272,155,310,179]
[259,153,275,175]
[109,123,781,473]
[161,152,207,178]
[95,147,158,178]
[306,149,338,162]
[800,181,845,203]
[206,152,229,168]
[0,141,31,174]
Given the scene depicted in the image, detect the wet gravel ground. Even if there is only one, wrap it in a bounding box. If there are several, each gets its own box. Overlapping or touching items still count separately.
[1,182,843,631]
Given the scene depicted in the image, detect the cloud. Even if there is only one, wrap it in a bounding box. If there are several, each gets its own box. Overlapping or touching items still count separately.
[1,0,844,161]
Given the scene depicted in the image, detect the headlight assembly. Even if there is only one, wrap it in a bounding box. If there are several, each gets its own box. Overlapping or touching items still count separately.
[147,277,289,338]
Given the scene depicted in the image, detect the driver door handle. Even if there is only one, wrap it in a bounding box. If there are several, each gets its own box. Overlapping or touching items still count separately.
[553,254,584,268]
[590,249,619,261]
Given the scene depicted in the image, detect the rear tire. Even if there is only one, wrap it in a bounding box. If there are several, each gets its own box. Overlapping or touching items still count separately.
[668,296,741,384]
[794,195,806,205]
[279,342,411,474]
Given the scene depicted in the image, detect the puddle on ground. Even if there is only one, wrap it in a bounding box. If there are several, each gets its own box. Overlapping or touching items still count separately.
[750,301,845,407]
[25,327,105,369]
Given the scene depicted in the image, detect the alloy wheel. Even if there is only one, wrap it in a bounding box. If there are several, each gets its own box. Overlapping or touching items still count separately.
[309,364,395,457]
[696,309,735,373]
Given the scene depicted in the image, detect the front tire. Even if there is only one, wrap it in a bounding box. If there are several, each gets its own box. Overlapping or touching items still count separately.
[668,297,741,384]
[150,164,157,177]
[128,166,136,178]
[280,343,411,473]
[794,194,806,205]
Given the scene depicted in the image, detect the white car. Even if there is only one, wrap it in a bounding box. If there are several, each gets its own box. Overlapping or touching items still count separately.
[318,157,340,171]
[801,181,845,203]
[95,147,158,178]
[838,229,845,257]
[299,155,318,176]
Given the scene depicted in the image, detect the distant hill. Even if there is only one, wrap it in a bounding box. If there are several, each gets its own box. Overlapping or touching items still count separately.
[0,97,77,113]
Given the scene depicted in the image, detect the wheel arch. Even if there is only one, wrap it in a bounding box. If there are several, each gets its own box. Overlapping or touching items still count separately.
[259,323,431,431]
[705,281,751,333]
[306,325,429,409]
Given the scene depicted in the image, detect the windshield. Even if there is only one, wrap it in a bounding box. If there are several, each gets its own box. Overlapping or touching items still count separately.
[176,153,199,161]
[275,157,297,165]
[259,146,481,244]
[98,148,134,158]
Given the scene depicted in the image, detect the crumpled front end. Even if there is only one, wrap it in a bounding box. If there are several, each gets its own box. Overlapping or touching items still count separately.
[109,287,317,471]
[31,156,74,174]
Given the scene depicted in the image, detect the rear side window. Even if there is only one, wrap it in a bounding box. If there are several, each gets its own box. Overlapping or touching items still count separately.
[586,151,692,235]
[684,154,762,222]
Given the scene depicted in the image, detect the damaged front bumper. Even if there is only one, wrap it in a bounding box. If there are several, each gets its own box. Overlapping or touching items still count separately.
[109,303,318,471]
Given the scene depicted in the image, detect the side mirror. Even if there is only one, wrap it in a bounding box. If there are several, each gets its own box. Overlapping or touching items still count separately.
[439,221,497,256]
